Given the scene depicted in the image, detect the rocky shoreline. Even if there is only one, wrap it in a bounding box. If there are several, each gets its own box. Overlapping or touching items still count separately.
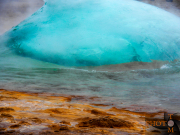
[0,89,168,135]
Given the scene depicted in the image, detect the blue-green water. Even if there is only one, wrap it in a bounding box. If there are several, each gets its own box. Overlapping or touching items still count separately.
[2,0,180,66]
[1,46,180,112]
[0,0,180,112]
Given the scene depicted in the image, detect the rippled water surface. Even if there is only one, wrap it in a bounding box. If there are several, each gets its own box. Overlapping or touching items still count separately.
[1,44,180,112]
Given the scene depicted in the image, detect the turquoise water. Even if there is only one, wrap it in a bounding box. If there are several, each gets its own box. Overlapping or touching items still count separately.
[0,0,180,112]
[1,0,180,66]
[1,45,180,112]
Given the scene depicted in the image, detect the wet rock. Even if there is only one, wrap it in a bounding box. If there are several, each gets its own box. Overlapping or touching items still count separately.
[0,96,18,101]
[76,117,92,122]
[0,113,13,118]
[44,108,63,114]
[0,107,14,112]
[18,121,31,126]
[90,109,112,116]
[43,108,71,115]
[90,103,111,107]
[49,124,61,132]
[29,117,42,124]
[49,124,69,132]
[0,89,148,134]
[9,124,21,129]
[78,117,132,128]
[59,121,71,125]
[59,125,69,130]
[5,130,15,134]
[0,128,6,132]
[39,131,54,135]
[64,97,72,102]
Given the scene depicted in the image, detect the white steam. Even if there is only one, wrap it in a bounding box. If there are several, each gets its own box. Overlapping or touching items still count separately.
[0,0,44,35]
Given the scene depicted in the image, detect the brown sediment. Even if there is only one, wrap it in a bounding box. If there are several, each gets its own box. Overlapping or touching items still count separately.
[28,117,43,124]
[0,128,6,131]
[79,60,168,72]
[90,103,113,107]
[0,113,14,118]
[9,124,21,129]
[59,120,71,125]
[85,109,114,116]
[0,89,166,135]
[0,96,18,101]
[77,116,132,128]
[0,107,15,112]
[49,124,69,131]
[18,121,32,126]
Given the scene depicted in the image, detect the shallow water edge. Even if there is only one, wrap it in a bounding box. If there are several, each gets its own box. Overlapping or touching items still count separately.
[0,89,174,135]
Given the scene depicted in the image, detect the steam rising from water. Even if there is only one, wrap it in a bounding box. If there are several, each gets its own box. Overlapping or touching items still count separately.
[141,0,180,17]
[0,0,44,35]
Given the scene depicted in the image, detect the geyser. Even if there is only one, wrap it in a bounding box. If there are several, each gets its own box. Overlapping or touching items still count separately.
[1,0,180,66]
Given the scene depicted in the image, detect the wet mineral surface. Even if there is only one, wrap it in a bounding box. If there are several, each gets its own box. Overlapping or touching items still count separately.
[0,89,170,135]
